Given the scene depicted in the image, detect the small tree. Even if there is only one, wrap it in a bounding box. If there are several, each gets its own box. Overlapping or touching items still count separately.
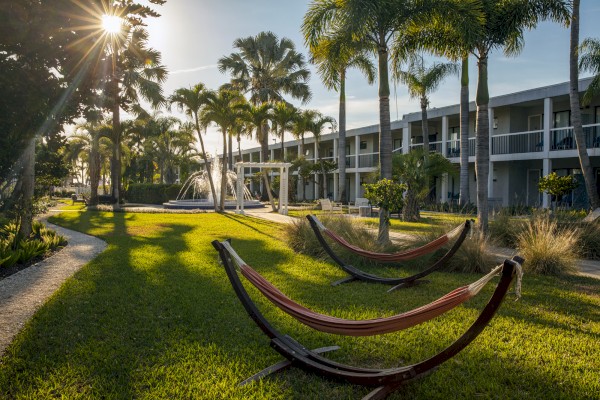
[538,172,579,210]
[363,179,407,244]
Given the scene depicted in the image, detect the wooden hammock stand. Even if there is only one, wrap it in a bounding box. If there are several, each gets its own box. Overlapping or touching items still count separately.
[212,239,521,400]
[307,215,473,291]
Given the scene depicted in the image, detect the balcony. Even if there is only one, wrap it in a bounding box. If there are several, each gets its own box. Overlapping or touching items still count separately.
[358,153,379,168]
[410,141,443,154]
[345,155,356,168]
[550,124,600,151]
[446,138,476,158]
[492,130,543,155]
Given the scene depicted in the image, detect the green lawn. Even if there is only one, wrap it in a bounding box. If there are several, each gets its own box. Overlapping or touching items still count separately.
[0,211,598,399]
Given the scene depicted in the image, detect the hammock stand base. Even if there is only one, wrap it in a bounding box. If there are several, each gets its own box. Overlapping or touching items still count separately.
[307,215,473,291]
[212,239,519,400]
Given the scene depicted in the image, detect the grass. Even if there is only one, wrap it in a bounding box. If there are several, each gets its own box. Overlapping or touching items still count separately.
[0,211,598,399]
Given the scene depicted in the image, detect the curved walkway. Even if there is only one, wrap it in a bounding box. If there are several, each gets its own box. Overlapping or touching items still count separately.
[0,221,107,356]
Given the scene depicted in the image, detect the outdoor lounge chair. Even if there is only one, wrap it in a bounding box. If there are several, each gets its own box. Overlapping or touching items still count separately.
[307,215,473,290]
[212,239,522,400]
[319,198,342,213]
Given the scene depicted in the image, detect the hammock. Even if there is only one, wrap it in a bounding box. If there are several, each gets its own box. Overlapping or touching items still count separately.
[222,240,510,336]
[307,215,473,290]
[310,214,466,262]
[212,239,522,399]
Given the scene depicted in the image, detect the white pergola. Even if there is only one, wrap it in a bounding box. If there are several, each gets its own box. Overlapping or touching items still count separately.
[234,162,292,215]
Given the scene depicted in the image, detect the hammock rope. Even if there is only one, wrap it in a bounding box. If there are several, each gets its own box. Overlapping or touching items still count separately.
[220,241,520,337]
[311,216,467,262]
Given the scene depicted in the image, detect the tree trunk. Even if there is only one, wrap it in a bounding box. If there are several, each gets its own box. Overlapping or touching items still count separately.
[338,70,347,203]
[228,132,233,171]
[111,76,121,208]
[238,135,242,161]
[18,136,35,238]
[260,124,270,201]
[221,131,227,211]
[89,133,100,206]
[280,130,285,161]
[459,57,470,207]
[570,0,600,209]
[421,98,429,153]
[475,54,490,233]
[377,42,392,245]
[195,117,218,212]
[300,134,305,201]
[403,186,420,222]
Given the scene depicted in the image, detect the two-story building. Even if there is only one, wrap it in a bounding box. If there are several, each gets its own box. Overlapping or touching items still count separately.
[234,78,600,209]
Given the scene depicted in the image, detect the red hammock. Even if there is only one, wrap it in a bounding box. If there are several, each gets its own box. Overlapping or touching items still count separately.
[314,216,465,262]
[222,241,504,337]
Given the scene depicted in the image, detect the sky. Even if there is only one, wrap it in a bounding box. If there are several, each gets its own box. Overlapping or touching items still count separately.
[140,0,600,155]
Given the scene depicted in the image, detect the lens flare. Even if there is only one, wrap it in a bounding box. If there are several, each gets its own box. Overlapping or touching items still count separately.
[102,15,122,34]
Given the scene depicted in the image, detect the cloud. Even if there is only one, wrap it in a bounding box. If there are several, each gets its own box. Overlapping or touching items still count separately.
[169,64,218,75]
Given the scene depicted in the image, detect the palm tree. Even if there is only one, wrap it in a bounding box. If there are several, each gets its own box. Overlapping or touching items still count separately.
[394,54,458,154]
[304,0,473,244]
[304,32,376,203]
[100,14,167,206]
[395,0,569,232]
[306,111,337,199]
[393,148,457,221]
[169,84,218,212]
[571,2,600,210]
[218,31,311,200]
[291,109,318,201]
[271,102,298,161]
[200,87,247,211]
[459,56,470,207]
[243,103,277,210]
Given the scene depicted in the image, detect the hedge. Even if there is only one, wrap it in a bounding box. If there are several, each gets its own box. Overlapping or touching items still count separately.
[125,184,183,204]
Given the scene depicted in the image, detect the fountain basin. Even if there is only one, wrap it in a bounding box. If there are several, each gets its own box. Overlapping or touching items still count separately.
[163,199,265,210]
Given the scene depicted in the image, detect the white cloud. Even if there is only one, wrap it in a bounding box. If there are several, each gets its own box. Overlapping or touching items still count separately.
[169,64,218,75]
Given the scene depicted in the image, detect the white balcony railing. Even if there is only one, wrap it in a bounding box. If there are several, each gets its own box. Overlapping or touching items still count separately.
[358,152,379,168]
[492,130,543,155]
[446,138,476,158]
[550,123,600,150]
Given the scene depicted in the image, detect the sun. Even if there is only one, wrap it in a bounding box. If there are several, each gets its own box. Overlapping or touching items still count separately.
[101,14,122,34]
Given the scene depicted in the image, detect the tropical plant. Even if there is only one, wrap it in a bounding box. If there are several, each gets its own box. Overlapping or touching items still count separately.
[97,4,167,206]
[218,31,311,200]
[169,83,219,211]
[570,0,600,210]
[304,0,477,244]
[306,111,336,199]
[200,87,247,211]
[394,54,458,153]
[363,179,406,239]
[393,148,457,222]
[538,172,579,208]
[302,29,376,203]
[271,102,298,161]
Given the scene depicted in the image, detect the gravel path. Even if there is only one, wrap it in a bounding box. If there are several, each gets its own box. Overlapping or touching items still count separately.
[0,221,106,356]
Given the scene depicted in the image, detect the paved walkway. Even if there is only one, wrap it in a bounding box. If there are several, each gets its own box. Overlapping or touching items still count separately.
[242,208,600,279]
[0,221,107,356]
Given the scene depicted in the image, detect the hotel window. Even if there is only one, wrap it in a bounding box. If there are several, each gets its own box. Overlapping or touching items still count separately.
[360,141,367,150]
[449,127,459,141]
[528,114,543,131]
[553,111,570,128]
[393,138,401,150]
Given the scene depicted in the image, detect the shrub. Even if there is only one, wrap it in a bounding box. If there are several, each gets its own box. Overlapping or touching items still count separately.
[125,183,183,204]
[489,209,527,248]
[0,220,66,268]
[517,215,579,275]
[575,219,600,260]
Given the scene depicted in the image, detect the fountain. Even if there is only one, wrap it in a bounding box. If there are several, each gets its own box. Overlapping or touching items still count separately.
[163,155,264,210]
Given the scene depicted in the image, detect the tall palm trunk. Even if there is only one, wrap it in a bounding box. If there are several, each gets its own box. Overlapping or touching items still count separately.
[475,53,490,233]
[459,57,470,207]
[299,134,306,201]
[237,135,242,161]
[260,124,270,202]
[228,132,233,171]
[111,76,122,208]
[377,41,391,245]
[338,70,347,203]
[17,136,35,238]
[421,97,429,153]
[570,0,600,209]
[194,117,218,212]
[89,133,100,206]
[221,130,227,211]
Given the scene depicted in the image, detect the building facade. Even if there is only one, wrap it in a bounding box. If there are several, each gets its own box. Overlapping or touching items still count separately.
[235,78,600,209]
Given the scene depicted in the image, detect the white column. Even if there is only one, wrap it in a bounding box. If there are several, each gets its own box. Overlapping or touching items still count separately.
[441,116,448,157]
[236,164,244,215]
[542,158,552,208]
[402,125,410,154]
[441,173,448,203]
[355,135,360,168]
[355,172,360,200]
